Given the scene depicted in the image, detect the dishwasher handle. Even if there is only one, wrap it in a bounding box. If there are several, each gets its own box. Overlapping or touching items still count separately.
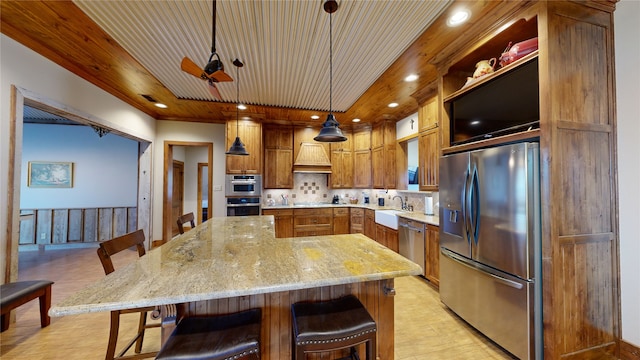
[398,221,424,233]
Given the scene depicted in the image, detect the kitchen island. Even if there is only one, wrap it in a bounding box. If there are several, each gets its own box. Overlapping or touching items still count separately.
[49,216,422,359]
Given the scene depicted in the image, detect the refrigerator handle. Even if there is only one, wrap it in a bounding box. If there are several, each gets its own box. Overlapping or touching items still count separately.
[469,167,480,245]
[462,169,470,245]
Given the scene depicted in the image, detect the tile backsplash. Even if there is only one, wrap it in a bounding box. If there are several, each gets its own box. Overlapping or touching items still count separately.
[262,173,439,215]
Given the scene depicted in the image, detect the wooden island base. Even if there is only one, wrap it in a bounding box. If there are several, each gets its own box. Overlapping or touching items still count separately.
[170,279,395,360]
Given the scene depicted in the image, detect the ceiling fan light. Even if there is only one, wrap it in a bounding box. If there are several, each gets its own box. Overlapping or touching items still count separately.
[226,137,249,155]
[314,113,347,142]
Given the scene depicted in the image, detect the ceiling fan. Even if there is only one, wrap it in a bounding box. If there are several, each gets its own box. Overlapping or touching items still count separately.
[180,0,232,100]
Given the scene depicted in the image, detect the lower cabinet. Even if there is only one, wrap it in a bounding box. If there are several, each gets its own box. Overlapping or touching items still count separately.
[364,209,376,240]
[375,224,398,253]
[293,208,333,237]
[350,208,364,234]
[262,209,293,238]
[333,208,350,234]
[425,224,439,287]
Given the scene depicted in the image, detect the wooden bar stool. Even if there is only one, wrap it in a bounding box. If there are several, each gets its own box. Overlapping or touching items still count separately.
[156,308,261,360]
[176,213,195,235]
[291,295,376,360]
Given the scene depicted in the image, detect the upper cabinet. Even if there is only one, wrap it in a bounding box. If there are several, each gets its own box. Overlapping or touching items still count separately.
[353,126,372,188]
[433,2,619,358]
[372,120,396,189]
[263,125,293,189]
[419,96,438,132]
[330,131,353,189]
[226,119,262,174]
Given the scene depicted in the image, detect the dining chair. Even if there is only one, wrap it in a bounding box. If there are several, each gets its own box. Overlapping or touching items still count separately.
[97,229,160,360]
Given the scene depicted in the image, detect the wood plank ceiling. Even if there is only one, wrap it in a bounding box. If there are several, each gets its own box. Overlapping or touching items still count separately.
[1,0,505,127]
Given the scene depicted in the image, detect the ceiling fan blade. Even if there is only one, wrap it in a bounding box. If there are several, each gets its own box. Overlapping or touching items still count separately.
[210,69,233,82]
[207,80,222,99]
[181,57,208,79]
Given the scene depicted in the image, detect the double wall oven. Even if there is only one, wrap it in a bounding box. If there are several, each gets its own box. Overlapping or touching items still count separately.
[225,175,262,216]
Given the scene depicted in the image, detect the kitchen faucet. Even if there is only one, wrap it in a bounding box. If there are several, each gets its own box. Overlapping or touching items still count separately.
[392,195,406,210]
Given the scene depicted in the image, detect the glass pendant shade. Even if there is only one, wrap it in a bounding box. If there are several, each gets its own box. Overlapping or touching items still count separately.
[226,136,249,155]
[314,113,347,142]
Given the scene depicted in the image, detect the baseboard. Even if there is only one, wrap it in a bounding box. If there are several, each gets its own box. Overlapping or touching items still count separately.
[621,339,640,360]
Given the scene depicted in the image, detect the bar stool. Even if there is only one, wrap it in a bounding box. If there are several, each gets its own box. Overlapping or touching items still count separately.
[291,295,376,360]
[155,308,261,360]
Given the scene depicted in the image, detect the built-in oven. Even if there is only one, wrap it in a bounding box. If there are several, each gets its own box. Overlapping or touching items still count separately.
[225,175,262,197]
[226,197,261,216]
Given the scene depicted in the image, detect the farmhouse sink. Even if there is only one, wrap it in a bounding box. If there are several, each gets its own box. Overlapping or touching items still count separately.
[374,209,404,230]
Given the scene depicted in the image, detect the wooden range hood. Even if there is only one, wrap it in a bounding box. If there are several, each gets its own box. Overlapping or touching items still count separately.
[293,143,332,173]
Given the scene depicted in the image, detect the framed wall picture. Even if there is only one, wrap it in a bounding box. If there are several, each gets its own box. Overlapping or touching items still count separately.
[28,161,74,188]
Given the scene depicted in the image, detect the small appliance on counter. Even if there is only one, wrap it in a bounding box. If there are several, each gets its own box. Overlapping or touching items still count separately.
[378,197,384,206]
[332,195,340,204]
[363,192,370,204]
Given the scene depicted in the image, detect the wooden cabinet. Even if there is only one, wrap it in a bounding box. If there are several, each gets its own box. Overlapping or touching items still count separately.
[435,2,619,358]
[226,119,262,174]
[293,208,333,237]
[330,131,353,188]
[263,125,293,188]
[418,96,438,132]
[332,208,350,235]
[262,208,293,238]
[352,127,372,188]
[371,120,396,189]
[418,127,439,191]
[375,224,398,253]
[363,209,376,240]
[350,208,364,234]
[424,224,439,287]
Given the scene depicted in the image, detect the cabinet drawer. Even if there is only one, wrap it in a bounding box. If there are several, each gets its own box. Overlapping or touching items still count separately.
[333,207,349,216]
[294,208,333,217]
[262,209,293,216]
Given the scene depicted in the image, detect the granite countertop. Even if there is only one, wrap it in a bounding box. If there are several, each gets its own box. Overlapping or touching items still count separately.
[49,216,422,317]
[264,203,440,226]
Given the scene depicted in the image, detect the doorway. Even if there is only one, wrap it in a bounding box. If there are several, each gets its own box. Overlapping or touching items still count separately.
[162,141,213,243]
[5,86,153,283]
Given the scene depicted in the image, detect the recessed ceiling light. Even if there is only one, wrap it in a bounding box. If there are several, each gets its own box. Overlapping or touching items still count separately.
[388,103,399,108]
[311,115,320,120]
[405,74,418,82]
[154,103,167,109]
[470,120,480,125]
[352,118,361,123]
[237,104,247,110]
[447,9,470,27]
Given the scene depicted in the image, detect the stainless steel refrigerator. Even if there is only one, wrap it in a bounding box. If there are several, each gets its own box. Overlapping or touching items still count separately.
[439,142,542,360]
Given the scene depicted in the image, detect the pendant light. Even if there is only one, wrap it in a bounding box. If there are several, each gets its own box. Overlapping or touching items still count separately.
[226,59,249,156]
[314,0,347,143]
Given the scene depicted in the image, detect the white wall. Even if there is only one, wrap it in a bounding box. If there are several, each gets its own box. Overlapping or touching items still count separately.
[615,0,640,347]
[153,121,227,241]
[21,124,138,208]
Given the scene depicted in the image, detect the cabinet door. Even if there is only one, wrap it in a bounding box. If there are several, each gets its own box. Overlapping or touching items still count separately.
[353,128,371,151]
[372,147,384,188]
[264,148,293,188]
[425,224,439,287]
[350,208,364,234]
[331,151,354,188]
[333,208,350,234]
[384,144,396,189]
[419,96,438,132]
[262,209,294,238]
[226,120,262,174]
[353,150,372,188]
[419,128,439,191]
[364,209,376,240]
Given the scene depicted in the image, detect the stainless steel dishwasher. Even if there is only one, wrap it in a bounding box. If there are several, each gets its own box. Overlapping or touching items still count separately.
[398,217,425,276]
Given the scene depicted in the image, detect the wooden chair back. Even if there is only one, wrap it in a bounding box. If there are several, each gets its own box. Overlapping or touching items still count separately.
[97,229,146,275]
[176,212,196,235]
